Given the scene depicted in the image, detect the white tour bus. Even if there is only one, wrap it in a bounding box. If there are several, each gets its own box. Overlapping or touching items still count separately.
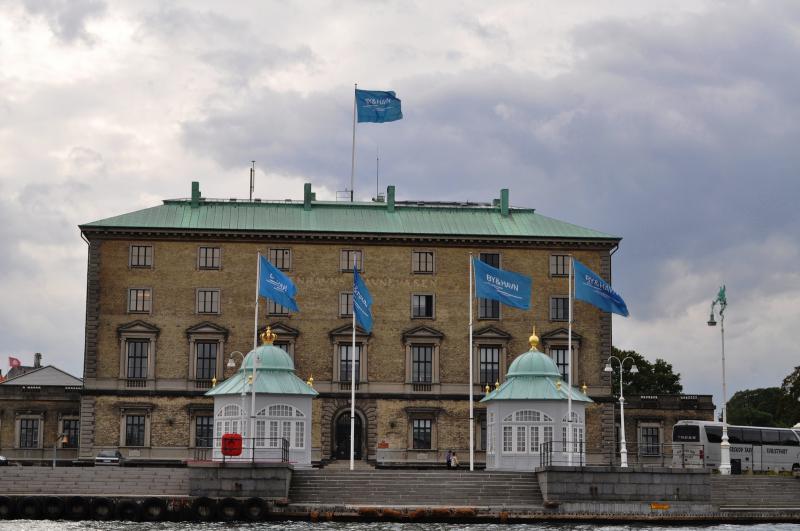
[672,420,800,472]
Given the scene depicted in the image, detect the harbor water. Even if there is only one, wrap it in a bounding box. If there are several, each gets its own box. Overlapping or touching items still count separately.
[0,522,798,530]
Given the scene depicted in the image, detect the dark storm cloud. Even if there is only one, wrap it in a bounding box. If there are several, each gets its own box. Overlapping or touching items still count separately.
[180,2,800,324]
[21,0,106,44]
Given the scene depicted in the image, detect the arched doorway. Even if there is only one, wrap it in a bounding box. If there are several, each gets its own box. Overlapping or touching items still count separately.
[334,411,363,460]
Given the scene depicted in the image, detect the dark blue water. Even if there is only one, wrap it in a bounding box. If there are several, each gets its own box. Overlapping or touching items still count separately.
[0,523,798,530]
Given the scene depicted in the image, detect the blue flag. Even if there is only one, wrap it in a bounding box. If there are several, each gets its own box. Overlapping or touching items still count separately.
[355,89,403,123]
[353,268,373,332]
[258,255,299,312]
[473,257,531,310]
[573,259,629,317]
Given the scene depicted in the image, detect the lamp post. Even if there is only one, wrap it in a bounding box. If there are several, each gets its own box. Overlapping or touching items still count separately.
[52,432,69,469]
[707,285,730,475]
[227,351,247,458]
[604,355,638,467]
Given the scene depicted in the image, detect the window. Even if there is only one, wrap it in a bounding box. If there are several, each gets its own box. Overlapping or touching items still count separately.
[412,251,434,274]
[412,294,434,319]
[269,248,291,271]
[197,289,220,314]
[412,419,432,449]
[550,255,569,276]
[62,418,80,448]
[478,253,501,318]
[254,404,306,449]
[479,418,487,451]
[551,346,570,382]
[130,245,153,268]
[339,292,353,317]
[479,297,500,319]
[125,415,146,447]
[340,249,362,271]
[640,425,661,456]
[215,404,246,443]
[479,345,501,386]
[198,247,220,270]
[339,344,362,383]
[550,296,569,321]
[195,341,217,380]
[128,288,151,313]
[501,409,554,454]
[411,345,433,383]
[126,340,148,379]
[19,418,39,448]
[195,416,213,448]
[267,300,289,315]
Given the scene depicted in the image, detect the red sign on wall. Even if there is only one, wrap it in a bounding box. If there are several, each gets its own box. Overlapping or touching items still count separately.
[221,433,243,456]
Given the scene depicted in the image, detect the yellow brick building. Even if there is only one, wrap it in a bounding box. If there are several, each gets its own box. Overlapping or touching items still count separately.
[78,182,624,464]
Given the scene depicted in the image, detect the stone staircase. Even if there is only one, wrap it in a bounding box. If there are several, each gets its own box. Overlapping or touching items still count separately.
[288,468,543,508]
[711,476,800,510]
[0,467,190,496]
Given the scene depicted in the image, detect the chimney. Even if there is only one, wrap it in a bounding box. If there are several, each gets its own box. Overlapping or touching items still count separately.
[304,183,313,211]
[500,188,509,217]
[387,185,396,213]
[34,352,41,368]
[190,181,201,208]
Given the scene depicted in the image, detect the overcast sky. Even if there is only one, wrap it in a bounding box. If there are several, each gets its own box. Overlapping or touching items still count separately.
[1,1,797,413]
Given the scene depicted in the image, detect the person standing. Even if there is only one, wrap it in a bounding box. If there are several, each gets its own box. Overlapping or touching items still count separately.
[450,452,459,469]
[445,449,452,468]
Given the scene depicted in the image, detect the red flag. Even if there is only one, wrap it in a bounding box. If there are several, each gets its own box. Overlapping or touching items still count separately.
[9,357,21,368]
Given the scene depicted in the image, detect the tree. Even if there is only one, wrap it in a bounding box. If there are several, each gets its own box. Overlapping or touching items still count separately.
[610,347,683,396]
[782,365,800,402]
[727,387,800,428]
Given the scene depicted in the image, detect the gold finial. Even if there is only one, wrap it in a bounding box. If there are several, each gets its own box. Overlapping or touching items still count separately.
[528,325,539,350]
[260,326,277,345]
[556,379,562,391]
[484,384,490,394]
[494,380,500,390]
[247,374,253,385]
[211,376,217,388]
[581,382,588,394]
[306,375,314,388]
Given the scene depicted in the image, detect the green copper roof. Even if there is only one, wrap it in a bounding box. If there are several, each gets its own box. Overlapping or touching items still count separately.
[205,345,318,397]
[81,199,618,240]
[481,349,593,402]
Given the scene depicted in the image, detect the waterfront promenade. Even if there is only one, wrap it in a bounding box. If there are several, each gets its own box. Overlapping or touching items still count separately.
[0,464,798,523]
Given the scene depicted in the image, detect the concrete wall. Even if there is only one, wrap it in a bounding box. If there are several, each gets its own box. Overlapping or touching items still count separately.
[537,466,711,503]
[188,462,292,499]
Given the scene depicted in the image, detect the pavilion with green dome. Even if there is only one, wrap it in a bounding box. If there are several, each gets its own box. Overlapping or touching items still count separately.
[206,327,317,467]
[482,328,592,471]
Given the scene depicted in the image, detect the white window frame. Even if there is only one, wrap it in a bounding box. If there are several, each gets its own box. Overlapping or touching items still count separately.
[340,249,363,272]
[501,409,553,455]
[255,404,306,449]
[639,422,662,457]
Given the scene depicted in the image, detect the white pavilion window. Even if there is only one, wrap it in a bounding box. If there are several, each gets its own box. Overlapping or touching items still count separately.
[562,411,584,453]
[256,404,306,449]
[502,409,553,454]
[214,404,246,447]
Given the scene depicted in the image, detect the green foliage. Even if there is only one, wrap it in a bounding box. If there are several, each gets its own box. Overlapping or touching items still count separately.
[726,386,800,428]
[782,365,800,401]
[610,347,683,395]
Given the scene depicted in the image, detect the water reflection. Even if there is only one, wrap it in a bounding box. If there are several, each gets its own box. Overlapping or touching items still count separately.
[0,522,798,531]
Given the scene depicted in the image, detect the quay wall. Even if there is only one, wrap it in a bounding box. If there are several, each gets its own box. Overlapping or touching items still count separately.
[537,466,711,504]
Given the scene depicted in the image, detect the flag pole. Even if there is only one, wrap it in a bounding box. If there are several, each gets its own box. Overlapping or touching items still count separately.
[350,83,357,202]
[254,253,261,349]
[468,253,474,471]
[350,256,357,471]
[567,255,573,466]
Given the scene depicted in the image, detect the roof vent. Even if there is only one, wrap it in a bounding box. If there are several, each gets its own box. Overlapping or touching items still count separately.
[191,182,201,208]
[304,183,313,211]
[387,185,395,213]
[500,188,509,217]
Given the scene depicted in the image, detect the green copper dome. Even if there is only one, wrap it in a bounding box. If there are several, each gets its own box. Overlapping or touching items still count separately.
[241,345,294,372]
[506,350,561,378]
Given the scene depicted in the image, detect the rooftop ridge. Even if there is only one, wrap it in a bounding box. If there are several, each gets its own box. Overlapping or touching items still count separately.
[163,198,530,210]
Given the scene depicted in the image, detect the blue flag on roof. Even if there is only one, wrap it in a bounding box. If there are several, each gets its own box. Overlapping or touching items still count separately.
[353,268,373,332]
[473,257,531,310]
[573,259,629,317]
[356,89,403,123]
[258,254,299,312]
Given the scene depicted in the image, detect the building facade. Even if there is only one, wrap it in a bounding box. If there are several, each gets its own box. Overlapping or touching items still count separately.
[78,182,629,464]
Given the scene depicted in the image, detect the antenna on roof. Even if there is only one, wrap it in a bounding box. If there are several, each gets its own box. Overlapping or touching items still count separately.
[376,146,380,200]
[249,161,255,201]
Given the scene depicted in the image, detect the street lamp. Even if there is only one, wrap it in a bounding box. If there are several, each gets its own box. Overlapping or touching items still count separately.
[604,355,639,467]
[707,285,730,475]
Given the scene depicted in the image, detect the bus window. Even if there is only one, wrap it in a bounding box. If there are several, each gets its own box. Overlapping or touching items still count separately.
[706,426,722,443]
[742,428,762,445]
[673,425,700,442]
[779,431,799,446]
[760,430,779,445]
[727,428,743,444]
